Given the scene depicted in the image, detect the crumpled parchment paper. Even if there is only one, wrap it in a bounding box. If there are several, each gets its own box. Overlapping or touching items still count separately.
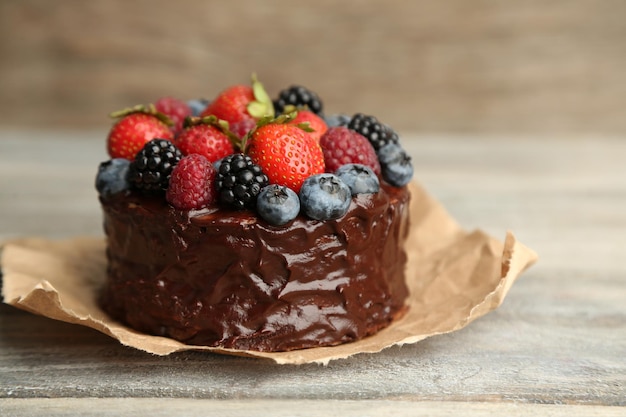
[1,182,537,365]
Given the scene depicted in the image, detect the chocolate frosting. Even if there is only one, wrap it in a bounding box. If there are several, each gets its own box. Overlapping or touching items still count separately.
[100,184,410,351]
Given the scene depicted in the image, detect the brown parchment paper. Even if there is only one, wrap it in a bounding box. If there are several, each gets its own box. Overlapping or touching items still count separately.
[0,182,537,365]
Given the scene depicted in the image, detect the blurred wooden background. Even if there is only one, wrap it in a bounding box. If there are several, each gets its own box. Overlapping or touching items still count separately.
[1,0,625,134]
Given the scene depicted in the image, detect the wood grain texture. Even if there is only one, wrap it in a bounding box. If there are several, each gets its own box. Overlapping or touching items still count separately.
[0,132,624,415]
[1,1,626,134]
[0,399,624,417]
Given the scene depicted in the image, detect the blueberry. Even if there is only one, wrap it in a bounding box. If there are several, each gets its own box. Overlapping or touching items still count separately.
[335,164,380,195]
[213,157,224,172]
[377,143,413,187]
[324,113,351,128]
[256,184,300,226]
[187,98,210,117]
[299,174,351,220]
[96,158,130,197]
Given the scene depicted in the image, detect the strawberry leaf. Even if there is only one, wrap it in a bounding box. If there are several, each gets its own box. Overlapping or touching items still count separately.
[247,74,275,119]
[109,104,173,126]
[296,122,314,133]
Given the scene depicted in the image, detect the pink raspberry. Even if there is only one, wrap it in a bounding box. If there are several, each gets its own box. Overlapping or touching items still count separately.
[230,118,257,139]
[166,154,217,210]
[319,126,381,175]
[155,97,192,135]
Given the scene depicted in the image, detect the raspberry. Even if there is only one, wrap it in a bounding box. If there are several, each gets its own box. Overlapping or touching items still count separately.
[230,118,257,140]
[319,126,381,175]
[166,154,217,210]
[347,113,399,151]
[217,153,269,210]
[273,85,324,116]
[128,139,182,193]
[154,97,192,134]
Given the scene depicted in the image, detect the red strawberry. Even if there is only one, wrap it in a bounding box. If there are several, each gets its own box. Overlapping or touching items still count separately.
[288,110,328,142]
[201,75,274,125]
[246,123,325,193]
[319,126,381,175]
[154,97,192,135]
[107,107,174,160]
[201,85,253,125]
[166,154,217,210]
[175,117,236,163]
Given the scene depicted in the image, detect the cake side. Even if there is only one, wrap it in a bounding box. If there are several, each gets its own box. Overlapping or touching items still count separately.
[100,183,410,351]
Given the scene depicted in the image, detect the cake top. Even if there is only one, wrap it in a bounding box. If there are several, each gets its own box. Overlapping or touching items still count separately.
[95,75,413,226]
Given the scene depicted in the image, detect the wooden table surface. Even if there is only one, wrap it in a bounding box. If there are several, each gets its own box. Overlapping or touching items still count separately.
[0,131,624,416]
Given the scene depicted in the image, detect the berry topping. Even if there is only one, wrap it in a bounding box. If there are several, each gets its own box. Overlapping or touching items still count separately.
[273,85,324,116]
[377,143,414,187]
[201,75,274,125]
[299,174,351,221]
[100,75,415,223]
[347,113,399,151]
[288,110,328,142]
[187,98,210,117]
[154,97,192,135]
[107,106,174,160]
[95,158,130,197]
[166,154,217,210]
[335,163,380,195]
[319,126,381,175]
[128,139,182,193]
[175,117,236,163]
[246,121,325,193]
[216,153,269,210]
[256,184,301,226]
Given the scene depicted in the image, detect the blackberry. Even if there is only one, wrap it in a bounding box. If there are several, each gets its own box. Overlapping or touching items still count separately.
[347,113,399,151]
[128,139,182,193]
[273,85,324,116]
[217,153,269,210]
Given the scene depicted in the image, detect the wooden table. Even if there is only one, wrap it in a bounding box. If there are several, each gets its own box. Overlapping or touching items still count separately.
[0,131,624,416]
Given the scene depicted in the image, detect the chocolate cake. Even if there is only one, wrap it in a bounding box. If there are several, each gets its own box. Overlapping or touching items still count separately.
[99,182,410,351]
[96,79,415,352]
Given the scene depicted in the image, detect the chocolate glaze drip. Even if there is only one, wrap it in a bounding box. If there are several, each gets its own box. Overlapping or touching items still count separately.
[99,184,410,352]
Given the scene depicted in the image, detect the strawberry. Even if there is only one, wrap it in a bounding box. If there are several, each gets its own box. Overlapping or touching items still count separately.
[201,74,274,125]
[288,110,328,142]
[107,105,174,160]
[175,116,236,163]
[154,97,192,135]
[246,122,325,193]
